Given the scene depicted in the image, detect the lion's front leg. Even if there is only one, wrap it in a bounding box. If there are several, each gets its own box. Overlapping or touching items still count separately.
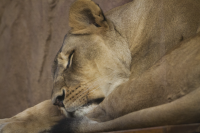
[0,100,65,133]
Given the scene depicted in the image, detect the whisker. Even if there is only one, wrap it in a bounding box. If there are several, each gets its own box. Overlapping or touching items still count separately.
[72,87,100,111]
[75,72,115,97]
[67,72,115,110]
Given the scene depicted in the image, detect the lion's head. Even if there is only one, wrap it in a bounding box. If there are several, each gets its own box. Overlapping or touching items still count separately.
[51,0,131,114]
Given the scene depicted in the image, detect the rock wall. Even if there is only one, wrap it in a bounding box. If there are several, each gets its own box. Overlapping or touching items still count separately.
[0,0,132,118]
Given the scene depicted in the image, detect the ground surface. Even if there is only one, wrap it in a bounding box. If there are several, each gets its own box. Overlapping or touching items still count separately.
[105,123,200,133]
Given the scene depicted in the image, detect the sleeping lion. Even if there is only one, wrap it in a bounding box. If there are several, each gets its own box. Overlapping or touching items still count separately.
[1,0,200,132]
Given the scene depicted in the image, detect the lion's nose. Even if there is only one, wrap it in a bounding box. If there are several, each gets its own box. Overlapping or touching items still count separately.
[54,97,64,107]
[53,90,65,107]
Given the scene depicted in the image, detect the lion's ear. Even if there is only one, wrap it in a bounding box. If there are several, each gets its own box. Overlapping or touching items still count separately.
[69,0,108,34]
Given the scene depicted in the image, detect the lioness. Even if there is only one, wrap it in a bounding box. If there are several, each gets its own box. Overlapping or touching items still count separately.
[1,0,200,133]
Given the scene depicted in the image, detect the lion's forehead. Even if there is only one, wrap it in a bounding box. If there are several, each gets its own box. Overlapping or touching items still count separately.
[62,34,103,49]
[60,34,106,61]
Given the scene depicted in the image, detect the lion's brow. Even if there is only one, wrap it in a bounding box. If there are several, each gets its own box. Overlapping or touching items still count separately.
[55,34,68,64]
[59,34,68,52]
[51,34,68,77]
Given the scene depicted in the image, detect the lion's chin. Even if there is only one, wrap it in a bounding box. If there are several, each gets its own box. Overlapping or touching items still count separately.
[60,97,105,118]
[60,104,98,118]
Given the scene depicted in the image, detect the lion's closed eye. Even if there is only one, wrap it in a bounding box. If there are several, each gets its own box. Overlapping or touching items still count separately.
[67,50,74,68]
[58,51,74,68]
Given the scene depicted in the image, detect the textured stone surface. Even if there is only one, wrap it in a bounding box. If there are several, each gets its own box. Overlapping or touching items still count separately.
[0,0,132,118]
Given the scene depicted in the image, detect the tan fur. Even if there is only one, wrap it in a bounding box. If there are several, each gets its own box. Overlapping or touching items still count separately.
[0,100,65,133]
[69,0,108,34]
[1,0,200,132]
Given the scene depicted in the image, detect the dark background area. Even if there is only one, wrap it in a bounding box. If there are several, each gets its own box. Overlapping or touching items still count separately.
[0,0,132,119]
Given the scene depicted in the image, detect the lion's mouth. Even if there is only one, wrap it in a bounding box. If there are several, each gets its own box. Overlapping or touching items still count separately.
[54,89,105,117]
[82,97,104,107]
[61,97,104,118]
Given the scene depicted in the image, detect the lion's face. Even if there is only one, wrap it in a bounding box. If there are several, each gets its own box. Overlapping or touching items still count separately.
[52,34,105,112]
[51,0,131,114]
[51,33,130,113]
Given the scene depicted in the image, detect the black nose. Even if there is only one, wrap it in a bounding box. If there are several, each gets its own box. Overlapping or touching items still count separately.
[53,90,65,107]
[68,111,75,117]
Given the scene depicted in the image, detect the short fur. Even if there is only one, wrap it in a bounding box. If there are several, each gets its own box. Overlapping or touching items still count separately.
[1,0,200,133]
[0,100,65,133]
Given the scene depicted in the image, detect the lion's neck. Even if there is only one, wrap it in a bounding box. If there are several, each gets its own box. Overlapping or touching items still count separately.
[106,0,155,78]
[106,0,199,78]
[106,0,151,51]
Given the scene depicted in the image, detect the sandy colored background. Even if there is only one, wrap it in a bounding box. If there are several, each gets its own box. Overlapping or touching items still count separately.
[0,0,132,118]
